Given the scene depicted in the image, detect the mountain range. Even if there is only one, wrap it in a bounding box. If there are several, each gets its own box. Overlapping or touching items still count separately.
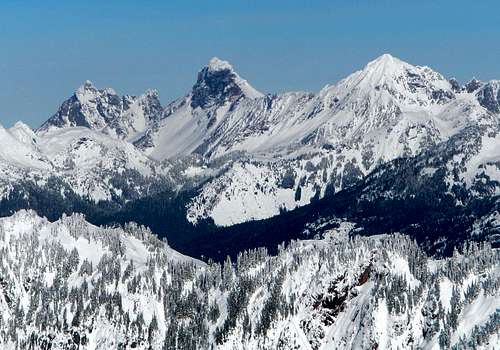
[0,54,498,258]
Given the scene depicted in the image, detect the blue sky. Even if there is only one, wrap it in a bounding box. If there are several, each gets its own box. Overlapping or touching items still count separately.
[1,0,499,127]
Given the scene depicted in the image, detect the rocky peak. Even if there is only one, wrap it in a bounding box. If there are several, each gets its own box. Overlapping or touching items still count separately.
[78,79,97,92]
[206,57,234,72]
[190,57,263,109]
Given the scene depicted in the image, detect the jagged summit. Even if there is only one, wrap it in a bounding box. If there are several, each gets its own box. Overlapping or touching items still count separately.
[75,80,118,100]
[465,78,483,93]
[143,88,160,98]
[38,81,163,139]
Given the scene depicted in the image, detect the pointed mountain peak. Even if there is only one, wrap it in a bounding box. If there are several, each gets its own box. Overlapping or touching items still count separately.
[362,53,411,78]
[360,54,448,85]
[9,121,37,145]
[346,53,447,88]
[191,57,263,109]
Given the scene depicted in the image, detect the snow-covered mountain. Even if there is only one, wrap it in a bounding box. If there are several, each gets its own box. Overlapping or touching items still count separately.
[0,210,498,349]
[39,80,163,141]
[134,57,264,159]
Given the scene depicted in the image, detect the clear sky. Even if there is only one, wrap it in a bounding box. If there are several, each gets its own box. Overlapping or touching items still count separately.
[1,0,499,127]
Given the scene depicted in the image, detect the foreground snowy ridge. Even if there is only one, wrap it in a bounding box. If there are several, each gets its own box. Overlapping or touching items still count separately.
[0,211,498,349]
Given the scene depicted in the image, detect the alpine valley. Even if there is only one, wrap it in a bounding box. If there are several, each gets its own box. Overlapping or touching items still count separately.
[0,54,499,349]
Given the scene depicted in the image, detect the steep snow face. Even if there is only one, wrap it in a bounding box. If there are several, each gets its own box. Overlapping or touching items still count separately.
[188,122,500,226]
[0,211,498,349]
[38,81,162,141]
